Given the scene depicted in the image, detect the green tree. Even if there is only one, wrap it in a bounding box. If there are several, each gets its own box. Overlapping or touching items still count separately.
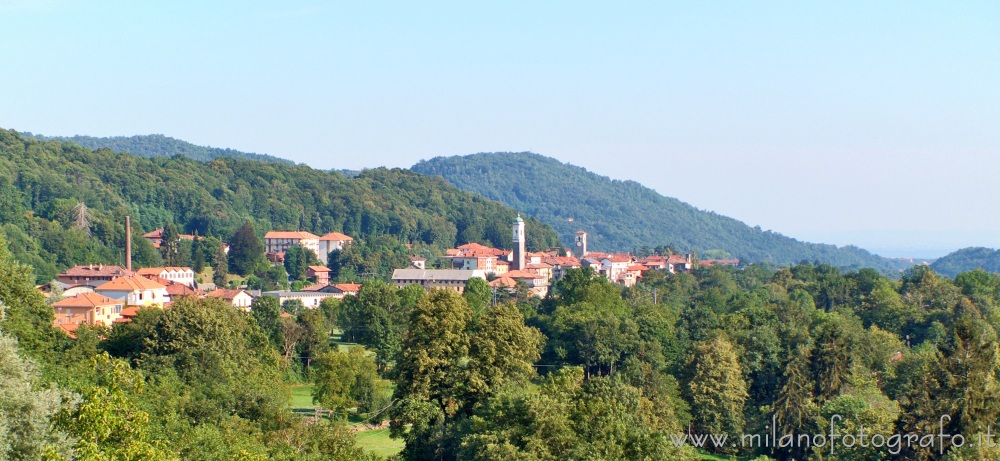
[463,277,492,315]
[63,353,177,460]
[251,296,284,350]
[465,302,544,407]
[685,336,748,453]
[0,328,75,461]
[391,289,473,460]
[339,281,400,371]
[283,246,319,282]
[311,347,386,417]
[159,222,181,266]
[212,241,229,287]
[229,221,265,276]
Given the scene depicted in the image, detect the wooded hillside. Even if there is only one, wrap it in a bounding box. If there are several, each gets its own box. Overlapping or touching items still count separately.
[412,152,910,272]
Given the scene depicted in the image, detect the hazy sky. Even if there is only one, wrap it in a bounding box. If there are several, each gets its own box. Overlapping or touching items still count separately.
[2,1,998,258]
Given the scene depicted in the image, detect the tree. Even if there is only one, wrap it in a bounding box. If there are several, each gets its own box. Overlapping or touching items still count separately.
[311,347,385,416]
[391,289,473,460]
[296,309,330,370]
[212,241,229,287]
[251,296,284,350]
[160,222,181,266]
[281,317,306,366]
[0,233,56,354]
[464,302,544,407]
[338,281,401,370]
[229,221,265,276]
[284,246,319,282]
[190,235,205,273]
[0,328,75,460]
[685,336,748,453]
[63,353,176,460]
[463,277,492,315]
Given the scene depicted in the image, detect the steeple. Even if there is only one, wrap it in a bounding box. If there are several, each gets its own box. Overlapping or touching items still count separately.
[512,215,525,271]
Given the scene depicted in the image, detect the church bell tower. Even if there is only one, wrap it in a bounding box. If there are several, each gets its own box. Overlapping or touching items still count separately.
[573,230,587,258]
[513,215,525,271]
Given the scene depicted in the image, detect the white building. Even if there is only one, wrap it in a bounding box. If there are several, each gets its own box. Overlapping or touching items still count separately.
[317,232,354,264]
[135,267,196,288]
[391,269,487,293]
[264,231,321,259]
[94,275,169,307]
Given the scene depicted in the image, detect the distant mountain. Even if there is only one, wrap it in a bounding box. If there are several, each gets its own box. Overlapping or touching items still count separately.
[930,247,1000,277]
[28,133,294,165]
[412,152,911,272]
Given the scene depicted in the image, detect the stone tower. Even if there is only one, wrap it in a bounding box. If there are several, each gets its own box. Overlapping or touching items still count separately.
[513,215,525,271]
[573,230,587,258]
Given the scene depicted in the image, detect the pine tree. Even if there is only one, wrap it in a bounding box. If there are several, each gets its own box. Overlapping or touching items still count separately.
[685,336,748,454]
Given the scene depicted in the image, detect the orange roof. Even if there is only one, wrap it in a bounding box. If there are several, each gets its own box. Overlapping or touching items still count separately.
[165,283,204,297]
[457,242,491,250]
[143,229,163,238]
[308,265,331,273]
[319,232,353,241]
[603,255,633,263]
[496,260,510,266]
[95,275,166,292]
[525,262,553,269]
[52,292,122,308]
[264,231,320,240]
[504,270,544,279]
[335,283,362,293]
[302,283,329,292]
[667,255,689,264]
[489,277,517,288]
[120,306,140,317]
[55,322,80,336]
[626,265,648,272]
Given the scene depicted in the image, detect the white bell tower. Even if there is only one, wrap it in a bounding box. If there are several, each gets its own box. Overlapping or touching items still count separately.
[512,215,525,271]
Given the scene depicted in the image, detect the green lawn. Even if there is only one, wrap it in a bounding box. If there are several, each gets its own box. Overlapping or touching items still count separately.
[355,428,404,458]
[289,384,315,412]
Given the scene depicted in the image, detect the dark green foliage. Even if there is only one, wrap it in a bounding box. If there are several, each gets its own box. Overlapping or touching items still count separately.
[229,221,266,276]
[284,246,320,282]
[30,132,294,164]
[412,152,911,271]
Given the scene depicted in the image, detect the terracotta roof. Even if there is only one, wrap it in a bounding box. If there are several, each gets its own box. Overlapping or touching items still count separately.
[307,265,331,273]
[52,292,122,308]
[264,231,320,240]
[95,275,166,292]
[59,265,132,278]
[280,312,293,319]
[165,283,204,297]
[575,230,587,234]
[334,283,362,293]
[457,242,491,250]
[504,270,545,279]
[496,260,510,266]
[603,254,634,263]
[667,255,689,264]
[319,232,353,241]
[143,229,163,238]
[120,306,140,317]
[545,256,581,266]
[525,262,553,269]
[489,277,517,288]
[626,265,648,272]
[55,322,80,336]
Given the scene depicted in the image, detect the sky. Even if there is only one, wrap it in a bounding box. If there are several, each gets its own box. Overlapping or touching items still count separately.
[1,1,998,258]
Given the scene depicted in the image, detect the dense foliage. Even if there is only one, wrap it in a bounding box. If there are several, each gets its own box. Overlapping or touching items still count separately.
[931,247,1000,277]
[412,152,910,272]
[29,133,295,165]
[0,129,559,282]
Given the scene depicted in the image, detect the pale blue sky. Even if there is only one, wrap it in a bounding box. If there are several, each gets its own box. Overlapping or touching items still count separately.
[2,1,998,258]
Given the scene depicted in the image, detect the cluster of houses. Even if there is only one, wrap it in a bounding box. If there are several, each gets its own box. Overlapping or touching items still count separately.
[45,219,738,335]
[389,217,739,298]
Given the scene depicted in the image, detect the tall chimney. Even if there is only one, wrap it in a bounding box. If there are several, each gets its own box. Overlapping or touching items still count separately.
[126,216,132,272]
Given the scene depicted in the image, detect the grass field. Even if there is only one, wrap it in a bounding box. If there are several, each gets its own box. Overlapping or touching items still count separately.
[289,383,315,412]
[355,428,404,458]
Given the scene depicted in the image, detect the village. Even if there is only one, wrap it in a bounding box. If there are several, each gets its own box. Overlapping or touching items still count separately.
[45,216,738,335]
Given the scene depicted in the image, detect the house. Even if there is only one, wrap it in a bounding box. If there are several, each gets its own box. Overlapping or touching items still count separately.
[619,265,648,287]
[264,231,321,260]
[300,282,360,299]
[154,277,206,299]
[260,290,337,309]
[700,259,740,268]
[57,264,132,288]
[142,228,197,248]
[317,232,354,264]
[307,265,331,285]
[666,254,694,273]
[391,269,487,293]
[544,256,582,280]
[206,288,254,310]
[94,275,169,307]
[51,292,125,328]
[492,269,550,297]
[409,256,426,270]
[135,267,196,288]
[601,254,635,281]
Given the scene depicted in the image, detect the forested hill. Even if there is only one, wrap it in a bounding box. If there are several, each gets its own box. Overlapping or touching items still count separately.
[931,247,1000,277]
[28,133,294,165]
[413,152,910,272]
[0,130,559,282]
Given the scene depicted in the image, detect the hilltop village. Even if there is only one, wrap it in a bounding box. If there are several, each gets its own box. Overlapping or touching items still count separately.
[44,216,738,334]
